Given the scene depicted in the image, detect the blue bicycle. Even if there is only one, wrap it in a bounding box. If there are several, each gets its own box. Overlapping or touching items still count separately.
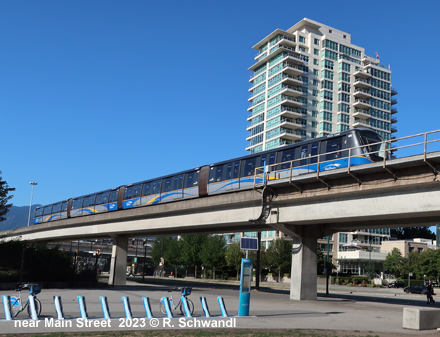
[10,283,42,317]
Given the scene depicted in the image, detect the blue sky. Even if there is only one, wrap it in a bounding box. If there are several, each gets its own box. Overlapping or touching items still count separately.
[1,0,439,209]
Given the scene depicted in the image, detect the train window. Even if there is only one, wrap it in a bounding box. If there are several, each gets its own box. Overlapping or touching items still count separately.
[72,198,84,210]
[174,175,183,189]
[61,201,68,211]
[35,208,43,217]
[133,184,142,197]
[142,182,151,196]
[241,157,257,177]
[300,145,308,165]
[124,184,142,199]
[43,205,53,215]
[226,161,240,180]
[151,180,161,194]
[96,191,109,205]
[109,190,119,202]
[162,177,173,192]
[83,195,96,207]
[209,165,224,182]
[358,130,385,159]
[184,171,199,188]
[52,203,62,213]
[311,143,319,163]
[279,148,296,169]
[326,137,343,160]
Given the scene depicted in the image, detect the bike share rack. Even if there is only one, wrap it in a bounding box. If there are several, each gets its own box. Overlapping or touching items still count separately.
[2,293,231,321]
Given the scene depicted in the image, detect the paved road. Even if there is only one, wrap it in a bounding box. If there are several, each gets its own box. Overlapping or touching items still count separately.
[0,279,438,335]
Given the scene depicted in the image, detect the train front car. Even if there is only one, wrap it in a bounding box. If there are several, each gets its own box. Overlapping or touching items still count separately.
[355,128,388,162]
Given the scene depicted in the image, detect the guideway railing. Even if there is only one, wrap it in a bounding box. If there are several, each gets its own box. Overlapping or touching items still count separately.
[253,129,440,189]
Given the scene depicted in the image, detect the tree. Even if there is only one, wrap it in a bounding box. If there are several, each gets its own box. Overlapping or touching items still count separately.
[163,238,183,278]
[0,174,15,222]
[151,236,173,268]
[180,234,208,278]
[402,251,422,279]
[394,227,435,240]
[200,235,226,279]
[225,242,244,280]
[265,238,292,281]
[384,248,404,278]
[316,246,325,275]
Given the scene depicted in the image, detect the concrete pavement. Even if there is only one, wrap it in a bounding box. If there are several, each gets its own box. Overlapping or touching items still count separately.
[0,279,439,335]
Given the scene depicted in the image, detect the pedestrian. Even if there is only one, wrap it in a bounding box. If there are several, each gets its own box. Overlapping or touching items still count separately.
[426,281,435,304]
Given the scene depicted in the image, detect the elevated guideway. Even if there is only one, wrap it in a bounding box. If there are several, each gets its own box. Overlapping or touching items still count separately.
[1,130,440,300]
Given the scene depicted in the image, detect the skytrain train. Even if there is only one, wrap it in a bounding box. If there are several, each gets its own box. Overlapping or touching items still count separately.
[33,128,386,224]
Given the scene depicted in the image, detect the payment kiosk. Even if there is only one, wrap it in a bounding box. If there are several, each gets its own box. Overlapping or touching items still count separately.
[238,258,253,316]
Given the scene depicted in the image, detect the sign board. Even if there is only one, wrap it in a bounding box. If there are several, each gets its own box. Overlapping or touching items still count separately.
[240,237,258,251]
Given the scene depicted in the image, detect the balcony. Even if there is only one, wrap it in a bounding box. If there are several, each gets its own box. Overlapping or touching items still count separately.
[391,107,398,114]
[254,51,268,62]
[280,95,304,108]
[353,77,371,89]
[337,250,388,262]
[280,84,303,97]
[247,100,264,112]
[353,119,370,128]
[279,128,302,141]
[282,63,304,77]
[391,117,398,124]
[391,98,398,105]
[280,118,305,130]
[281,74,303,86]
[391,126,398,133]
[353,109,370,120]
[282,49,307,64]
[280,106,305,119]
[391,87,398,96]
[353,99,371,109]
[353,88,371,99]
[354,69,371,79]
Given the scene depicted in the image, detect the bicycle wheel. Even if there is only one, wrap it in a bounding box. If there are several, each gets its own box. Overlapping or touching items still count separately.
[27,298,42,317]
[160,299,171,315]
[179,298,194,315]
[10,297,22,317]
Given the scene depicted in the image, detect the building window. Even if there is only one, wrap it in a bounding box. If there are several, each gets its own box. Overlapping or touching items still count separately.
[314,48,319,55]
[339,233,348,243]
[314,38,319,45]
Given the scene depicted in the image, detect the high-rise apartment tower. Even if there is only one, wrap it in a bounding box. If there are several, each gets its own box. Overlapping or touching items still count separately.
[246,18,397,153]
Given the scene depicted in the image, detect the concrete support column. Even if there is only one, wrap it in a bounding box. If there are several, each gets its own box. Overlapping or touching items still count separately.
[109,236,128,286]
[290,227,318,301]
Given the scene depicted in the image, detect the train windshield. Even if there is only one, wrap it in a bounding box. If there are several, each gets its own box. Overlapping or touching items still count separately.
[358,130,386,160]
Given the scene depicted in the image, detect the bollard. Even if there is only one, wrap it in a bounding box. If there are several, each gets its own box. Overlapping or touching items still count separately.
[77,296,88,319]
[142,297,154,319]
[200,297,211,318]
[160,297,173,318]
[53,296,65,320]
[122,297,133,320]
[217,297,228,317]
[28,295,39,320]
[2,295,13,321]
[100,296,111,320]
[180,297,192,318]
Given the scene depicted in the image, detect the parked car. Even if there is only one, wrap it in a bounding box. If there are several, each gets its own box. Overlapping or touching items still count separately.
[388,281,405,288]
[404,285,429,294]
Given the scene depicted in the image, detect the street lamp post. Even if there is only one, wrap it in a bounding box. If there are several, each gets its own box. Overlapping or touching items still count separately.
[27,181,38,226]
